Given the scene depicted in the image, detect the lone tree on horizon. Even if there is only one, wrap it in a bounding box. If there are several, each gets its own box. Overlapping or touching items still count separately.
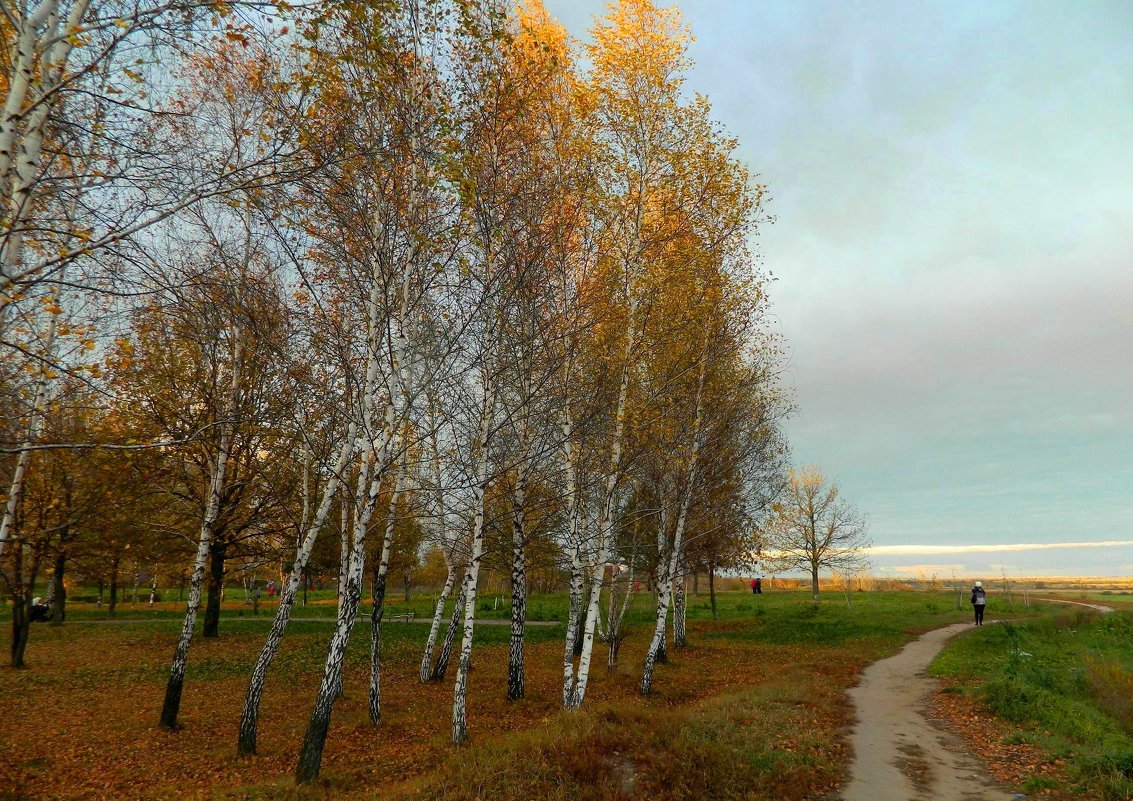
[763,466,870,599]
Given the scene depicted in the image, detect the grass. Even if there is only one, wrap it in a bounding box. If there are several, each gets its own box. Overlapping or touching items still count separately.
[0,588,1047,800]
[930,608,1133,801]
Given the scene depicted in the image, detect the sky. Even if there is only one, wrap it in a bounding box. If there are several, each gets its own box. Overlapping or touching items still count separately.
[545,0,1133,578]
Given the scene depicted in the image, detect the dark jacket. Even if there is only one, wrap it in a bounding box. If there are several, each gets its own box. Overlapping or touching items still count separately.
[970,587,986,606]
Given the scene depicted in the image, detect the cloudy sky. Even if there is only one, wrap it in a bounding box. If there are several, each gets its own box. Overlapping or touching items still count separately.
[545,0,1133,578]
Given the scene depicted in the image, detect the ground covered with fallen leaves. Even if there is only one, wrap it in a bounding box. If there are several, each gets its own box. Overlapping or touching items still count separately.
[1,591,982,800]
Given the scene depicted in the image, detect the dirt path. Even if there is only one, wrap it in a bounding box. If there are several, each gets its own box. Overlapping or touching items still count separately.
[842,622,1016,801]
[843,599,1117,801]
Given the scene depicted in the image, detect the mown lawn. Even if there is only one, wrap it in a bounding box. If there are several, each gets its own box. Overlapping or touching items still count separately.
[930,607,1133,801]
[0,589,1031,801]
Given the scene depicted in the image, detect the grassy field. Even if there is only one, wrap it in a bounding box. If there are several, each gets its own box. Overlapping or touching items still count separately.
[930,606,1133,801]
[1,587,1028,801]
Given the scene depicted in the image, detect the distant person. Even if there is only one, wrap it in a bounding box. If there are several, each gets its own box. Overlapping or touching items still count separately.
[751,578,758,594]
[970,580,986,625]
[755,577,762,594]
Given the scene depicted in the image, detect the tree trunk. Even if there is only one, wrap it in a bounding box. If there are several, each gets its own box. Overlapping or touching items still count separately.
[403,569,410,602]
[420,566,455,682]
[368,572,387,725]
[642,569,673,695]
[295,557,365,783]
[811,564,820,600]
[203,539,227,638]
[109,557,119,617]
[561,550,584,704]
[432,579,465,682]
[237,423,356,756]
[161,334,241,730]
[451,390,494,744]
[10,596,30,668]
[507,467,527,702]
[369,450,405,725]
[50,549,66,626]
[673,570,686,649]
[709,566,717,619]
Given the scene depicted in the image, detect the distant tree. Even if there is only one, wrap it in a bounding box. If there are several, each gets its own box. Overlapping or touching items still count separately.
[762,467,870,600]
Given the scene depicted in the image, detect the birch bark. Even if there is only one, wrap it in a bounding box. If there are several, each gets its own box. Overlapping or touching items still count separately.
[160,330,243,728]
[451,381,495,744]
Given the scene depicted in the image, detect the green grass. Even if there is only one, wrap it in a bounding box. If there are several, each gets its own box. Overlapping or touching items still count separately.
[931,608,1133,801]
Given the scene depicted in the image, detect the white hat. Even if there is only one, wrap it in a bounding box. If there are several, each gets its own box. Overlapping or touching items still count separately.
[974,581,982,587]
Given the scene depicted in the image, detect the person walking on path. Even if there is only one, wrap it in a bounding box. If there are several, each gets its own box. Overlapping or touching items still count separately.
[970,580,987,625]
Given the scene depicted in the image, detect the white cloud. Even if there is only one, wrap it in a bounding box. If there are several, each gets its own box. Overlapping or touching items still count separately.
[867,540,1133,556]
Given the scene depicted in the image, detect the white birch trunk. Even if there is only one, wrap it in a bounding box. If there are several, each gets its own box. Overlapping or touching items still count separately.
[507,426,531,701]
[236,421,357,755]
[451,382,495,744]
[161,331,242,728]
[566,291,638,709]
[369,449,407,725]
[642,353,708,695]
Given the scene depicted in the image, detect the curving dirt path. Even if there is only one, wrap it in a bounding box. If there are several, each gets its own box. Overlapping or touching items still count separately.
[842,621,1016,801]
[843,599,1116,801]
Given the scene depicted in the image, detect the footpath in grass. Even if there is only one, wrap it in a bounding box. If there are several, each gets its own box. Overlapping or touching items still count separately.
[930,607,1133,801]
[1,590,975,801]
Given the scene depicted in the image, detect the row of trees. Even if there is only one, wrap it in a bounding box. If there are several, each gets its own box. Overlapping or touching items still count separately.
[0,0,829,786]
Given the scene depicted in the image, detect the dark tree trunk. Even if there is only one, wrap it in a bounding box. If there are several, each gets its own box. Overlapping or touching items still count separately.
[50,549,66,625]
[11,597,30,668]
[431,589,465,682]
[507,477,527,701]
[109,557,120,617]
[368,572,387,725]
[403,569,410,602]
[811,564,820,600]
[709,566,717,619]
[203,539,227,637]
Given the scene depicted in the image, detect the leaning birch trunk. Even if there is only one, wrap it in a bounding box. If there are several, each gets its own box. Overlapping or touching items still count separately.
[507,457,530,701]
[420,414,456,682]
[451,385,495,744]
[369,451,407,725]
[294,449,385,782]
[566,290,638,710]
[559,407,586,703]
[432,572,467,682]
[642,353,708,695]
[160,332,242,729]
[0,277,62,558]
[0,0,90,327]
[237,423,357,755]
[421,566,455,682]
[296,266,405,779]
